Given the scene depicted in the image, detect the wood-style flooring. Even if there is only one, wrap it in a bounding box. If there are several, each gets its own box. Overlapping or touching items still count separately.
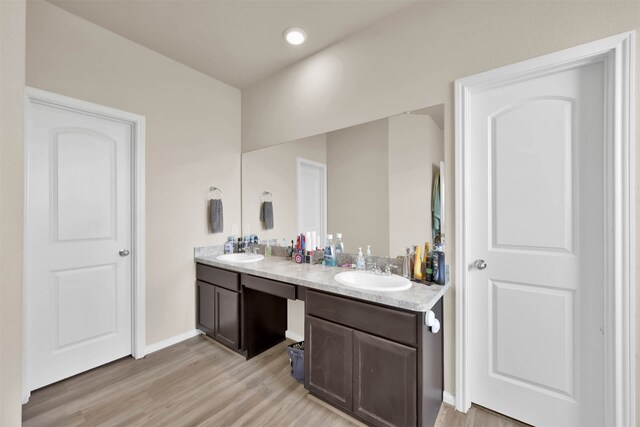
[23,335,528,427]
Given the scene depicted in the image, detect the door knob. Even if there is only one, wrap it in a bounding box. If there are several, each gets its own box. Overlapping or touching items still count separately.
[119,249,130,257]
[474,259,487,270]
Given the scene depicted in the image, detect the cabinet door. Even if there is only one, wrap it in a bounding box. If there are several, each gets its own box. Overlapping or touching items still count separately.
[306,316,353,411]
[197,280,216,336]
[214,286,240,350]
[353,331,417,427]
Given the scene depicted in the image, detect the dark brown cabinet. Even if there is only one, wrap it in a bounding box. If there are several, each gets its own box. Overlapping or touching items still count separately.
[305,289,442,427]
[306,316,353,411]
[196,264,241,352]
[353,331,417,426]
[213,286,240,349]
[197,280,216,334]
[194,261,443,426]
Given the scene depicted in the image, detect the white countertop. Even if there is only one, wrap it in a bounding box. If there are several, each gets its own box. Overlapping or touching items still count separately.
[195,254,450,312]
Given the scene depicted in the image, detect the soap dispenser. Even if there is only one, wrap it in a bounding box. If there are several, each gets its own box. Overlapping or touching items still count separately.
[324,234,336,267]
[356,247,366,270]
[335,233,344,254]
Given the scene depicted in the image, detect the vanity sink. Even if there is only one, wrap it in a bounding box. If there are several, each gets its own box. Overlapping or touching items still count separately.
[333,270,412,292]
[216,253,265,263]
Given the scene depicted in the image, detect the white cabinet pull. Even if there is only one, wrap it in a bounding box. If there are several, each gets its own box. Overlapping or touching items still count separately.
[431,318,441,334]
[426,310,436,327]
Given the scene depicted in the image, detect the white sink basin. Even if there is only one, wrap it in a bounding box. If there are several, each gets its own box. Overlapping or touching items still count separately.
[333,270,412,292]
[216,253,265,263]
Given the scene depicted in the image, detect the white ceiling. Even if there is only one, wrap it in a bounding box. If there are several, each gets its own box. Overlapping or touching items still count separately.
[47,0,417,89]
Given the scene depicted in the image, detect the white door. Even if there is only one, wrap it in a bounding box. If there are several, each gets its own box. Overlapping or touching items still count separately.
[467,62,605,425]
[297,158,326,247]
[27,100,133,391]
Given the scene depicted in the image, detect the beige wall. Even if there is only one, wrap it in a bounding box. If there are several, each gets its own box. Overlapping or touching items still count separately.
[242,134,326,242]
[242,0,640,400]
[26,1,241,346]
[388,114,443,257]
[327,118,389,256]
[1,0,26,424]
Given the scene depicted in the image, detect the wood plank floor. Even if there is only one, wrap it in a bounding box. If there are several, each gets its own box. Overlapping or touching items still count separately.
[23,335,527,426]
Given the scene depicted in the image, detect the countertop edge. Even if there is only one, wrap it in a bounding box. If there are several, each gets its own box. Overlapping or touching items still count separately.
[195,256,450,313]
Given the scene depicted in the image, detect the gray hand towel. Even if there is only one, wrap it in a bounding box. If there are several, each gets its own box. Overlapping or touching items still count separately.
[210,199,223,233]
[261,201,274,230]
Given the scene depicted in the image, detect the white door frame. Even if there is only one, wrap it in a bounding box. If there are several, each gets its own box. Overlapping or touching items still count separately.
[455,32,635,426]
[296,157,327,241]
[22,87,146,402]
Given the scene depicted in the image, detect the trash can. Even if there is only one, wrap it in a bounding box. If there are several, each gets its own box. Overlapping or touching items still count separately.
[287,341,304,384]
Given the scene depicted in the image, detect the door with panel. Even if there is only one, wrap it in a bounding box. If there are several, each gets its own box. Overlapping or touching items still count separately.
[467,61,605,425]
[27,100,133,391]
[297,158,326,247]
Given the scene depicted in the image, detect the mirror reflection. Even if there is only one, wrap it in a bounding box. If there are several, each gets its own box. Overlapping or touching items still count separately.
[241,104,445,257]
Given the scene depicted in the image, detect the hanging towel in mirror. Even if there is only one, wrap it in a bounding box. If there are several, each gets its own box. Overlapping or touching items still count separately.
[260,201,274,230]
[210,199,223,233]
[432,171,441,242]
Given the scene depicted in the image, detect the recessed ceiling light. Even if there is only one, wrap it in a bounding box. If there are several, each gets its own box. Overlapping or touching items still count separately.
[284,27,306,46]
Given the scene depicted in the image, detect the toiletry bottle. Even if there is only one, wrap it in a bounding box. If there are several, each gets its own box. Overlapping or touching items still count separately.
[435,245,445,285]
[324,234,335,267]
[224,236,235,254]
[265,240,272,257]
[365,245,372,269]
[425,243,433,281]
[335,233,344,254]
[413,244,423,280]
[356,247,366,270]
[237,237,244,253]
[432,247,440,283]
[402,247,411,278]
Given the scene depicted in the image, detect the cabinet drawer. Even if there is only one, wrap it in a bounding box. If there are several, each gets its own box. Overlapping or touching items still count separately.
[241,274,296,300]
[196,264,240,292]
[306,290,418,346]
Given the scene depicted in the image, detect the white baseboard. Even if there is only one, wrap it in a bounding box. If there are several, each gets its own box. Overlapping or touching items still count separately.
[285,330,304,342]
[145,329,202,355]
[443,390,456,406]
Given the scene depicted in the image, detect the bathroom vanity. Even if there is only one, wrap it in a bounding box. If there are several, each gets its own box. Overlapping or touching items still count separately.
[194,254,448,427]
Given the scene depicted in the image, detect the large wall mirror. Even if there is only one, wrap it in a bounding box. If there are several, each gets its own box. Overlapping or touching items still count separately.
[241,104,445,257]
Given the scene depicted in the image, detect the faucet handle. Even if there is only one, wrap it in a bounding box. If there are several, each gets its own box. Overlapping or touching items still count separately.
[384,265,398,275]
